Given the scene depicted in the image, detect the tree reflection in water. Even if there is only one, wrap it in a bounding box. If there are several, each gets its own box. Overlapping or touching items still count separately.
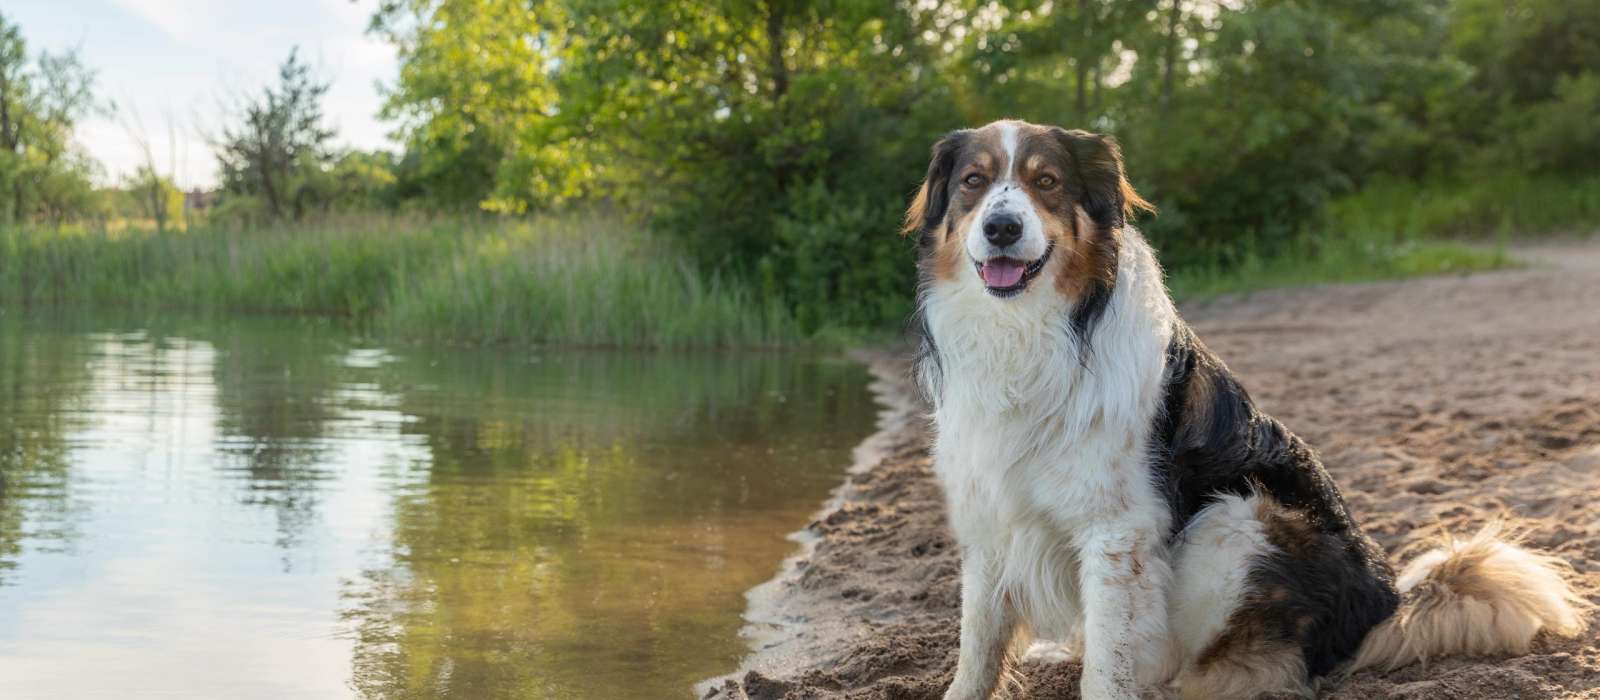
[342,350,877,698]
[0,312,876,697]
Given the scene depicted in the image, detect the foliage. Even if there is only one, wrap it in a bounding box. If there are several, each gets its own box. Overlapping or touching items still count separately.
[1509,73,1600,174]
[215,49,337,221]
[1323,173,1600,242]
[0,214,798,348]
[360,0,1600,330]
[329,150,401,210]
[369,0,574,212]
[0,11,100,227]
[5,2,1600,340]
[125,166,184,232]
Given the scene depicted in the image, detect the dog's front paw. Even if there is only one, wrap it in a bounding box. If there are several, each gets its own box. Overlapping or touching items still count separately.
[941,680,989,700]
[1020,639,1079,665]
[943,668,1020,700]
[1080,676,1174,700]
[1081,670,1168,700]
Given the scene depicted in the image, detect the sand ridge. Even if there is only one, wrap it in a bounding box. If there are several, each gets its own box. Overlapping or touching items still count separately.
[705,241,1600,700]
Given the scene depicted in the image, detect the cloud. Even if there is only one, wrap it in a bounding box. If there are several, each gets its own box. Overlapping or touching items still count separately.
[105,0,210,43]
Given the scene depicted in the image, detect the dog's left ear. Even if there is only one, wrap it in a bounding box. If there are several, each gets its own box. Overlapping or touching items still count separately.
[1053,128,1154,230]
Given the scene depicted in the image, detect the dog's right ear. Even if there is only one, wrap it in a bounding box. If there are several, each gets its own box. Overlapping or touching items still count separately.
[902,130,970,243]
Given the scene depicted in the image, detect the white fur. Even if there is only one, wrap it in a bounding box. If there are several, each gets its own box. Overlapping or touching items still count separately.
[924,227,1181,700]
[1170,494,1273,665]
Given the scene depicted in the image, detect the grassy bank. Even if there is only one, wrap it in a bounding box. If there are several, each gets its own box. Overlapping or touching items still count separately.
[1167,234,1512,300]
[0,215,797,348]
[1168,174,1600,300]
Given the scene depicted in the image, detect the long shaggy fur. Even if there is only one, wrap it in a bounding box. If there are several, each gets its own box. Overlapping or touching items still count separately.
[907,119,1590,700]
[1347,523,1590,673]
[1176,645,1309,700]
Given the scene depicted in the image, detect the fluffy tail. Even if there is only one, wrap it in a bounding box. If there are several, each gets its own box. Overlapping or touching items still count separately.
[1348,523,1591,673]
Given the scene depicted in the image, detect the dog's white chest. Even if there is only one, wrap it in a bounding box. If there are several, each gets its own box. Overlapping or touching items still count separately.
[922,235,1179,640]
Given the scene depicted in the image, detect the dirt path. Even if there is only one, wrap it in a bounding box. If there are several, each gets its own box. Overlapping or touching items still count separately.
[704,242,1600,700]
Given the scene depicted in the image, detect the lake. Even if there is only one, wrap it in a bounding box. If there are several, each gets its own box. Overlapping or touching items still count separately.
[0,311,879,699]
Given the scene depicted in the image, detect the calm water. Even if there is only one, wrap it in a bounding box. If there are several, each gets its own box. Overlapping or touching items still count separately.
[0,311,878,699]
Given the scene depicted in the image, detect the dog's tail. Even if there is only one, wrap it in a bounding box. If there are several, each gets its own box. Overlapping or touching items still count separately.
[1347,523,1590,673]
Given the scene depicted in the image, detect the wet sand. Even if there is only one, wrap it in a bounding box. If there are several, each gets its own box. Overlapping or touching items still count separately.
[704,241,1600,700]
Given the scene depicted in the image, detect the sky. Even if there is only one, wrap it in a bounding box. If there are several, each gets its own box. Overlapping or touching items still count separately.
[6,0,400,190]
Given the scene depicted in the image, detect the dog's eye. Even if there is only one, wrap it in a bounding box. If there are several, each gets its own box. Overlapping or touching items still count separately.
[1035,174,1057,189]
[962,173,986,188]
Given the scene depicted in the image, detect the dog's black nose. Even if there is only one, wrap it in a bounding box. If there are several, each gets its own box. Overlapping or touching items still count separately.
[983,213,1024,248]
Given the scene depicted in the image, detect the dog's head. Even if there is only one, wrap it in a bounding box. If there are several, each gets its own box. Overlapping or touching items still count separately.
[903,120,1151,302]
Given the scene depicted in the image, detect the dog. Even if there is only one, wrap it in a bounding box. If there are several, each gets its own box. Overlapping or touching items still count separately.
[904,119,1588,699]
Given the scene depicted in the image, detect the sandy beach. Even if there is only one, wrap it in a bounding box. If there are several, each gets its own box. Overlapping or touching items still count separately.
[704,241,1600,700]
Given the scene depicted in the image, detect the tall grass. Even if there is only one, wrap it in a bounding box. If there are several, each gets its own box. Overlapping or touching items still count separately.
[381,215,796,348]
[1326,173,1600,242]
[1169,173,1600,300]
[0,214,797,348]
[1166,233,1511,301]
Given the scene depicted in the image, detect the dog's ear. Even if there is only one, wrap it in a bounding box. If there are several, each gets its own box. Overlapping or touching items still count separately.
[902,130,971,243]
[1054,128,1153,230]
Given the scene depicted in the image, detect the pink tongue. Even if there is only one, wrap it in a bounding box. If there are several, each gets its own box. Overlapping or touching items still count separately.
[981,259,1026,288]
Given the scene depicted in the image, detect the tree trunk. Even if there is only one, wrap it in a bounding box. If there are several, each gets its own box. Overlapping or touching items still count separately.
[1090,65,1101,115]
[150,183,166,234]
[1074,0,1092,117]
[259,150,283,220]
[1161,0,1182,111]
[764,1,791,192]
[765,2,789,102]
[0,81,18,224]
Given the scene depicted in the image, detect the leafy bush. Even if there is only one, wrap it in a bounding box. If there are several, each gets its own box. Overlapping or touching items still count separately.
[768,181,915,334]
[1510,73,1600,174]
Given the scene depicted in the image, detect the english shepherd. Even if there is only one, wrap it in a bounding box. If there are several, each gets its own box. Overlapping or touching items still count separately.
[905,119,1588,699]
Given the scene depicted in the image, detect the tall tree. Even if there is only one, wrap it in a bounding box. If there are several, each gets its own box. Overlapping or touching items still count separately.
[0,11,98,225]
[369,0,569,212]
[215,49,335,221]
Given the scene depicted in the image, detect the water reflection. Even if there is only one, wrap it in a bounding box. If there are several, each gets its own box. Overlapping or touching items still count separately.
[0,312,875,698]
[0,325,93,584]
[346,352,876,698]
[210,330,344,555]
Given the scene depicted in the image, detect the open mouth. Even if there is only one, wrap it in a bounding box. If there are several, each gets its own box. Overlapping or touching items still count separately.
[974,243,1054,298]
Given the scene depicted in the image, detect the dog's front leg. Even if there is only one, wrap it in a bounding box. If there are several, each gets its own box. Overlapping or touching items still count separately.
[944,547,1017,700]
[1074,526,1173,700]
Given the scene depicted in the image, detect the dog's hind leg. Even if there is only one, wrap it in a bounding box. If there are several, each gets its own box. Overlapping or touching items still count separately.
[1169,494,1311,700]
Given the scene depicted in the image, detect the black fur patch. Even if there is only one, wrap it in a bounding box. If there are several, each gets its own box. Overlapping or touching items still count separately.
[1152,322,1400,678]
[1054,128,1130,231]
[1068,230,1118,350]
[1247,502,1400,677]
[913,129,971,248]
[908,299,941,400]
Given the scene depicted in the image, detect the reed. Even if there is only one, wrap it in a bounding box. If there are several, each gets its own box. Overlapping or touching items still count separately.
[0,213,797,348]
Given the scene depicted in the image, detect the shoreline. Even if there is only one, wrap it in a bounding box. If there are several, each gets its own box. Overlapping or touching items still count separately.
[700,242,1600,700]
[696,347,936,698]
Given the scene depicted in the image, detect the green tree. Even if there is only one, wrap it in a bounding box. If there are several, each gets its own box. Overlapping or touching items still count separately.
[215,48,336,221]
[369,0,571,212]
[367,0,1600,328]
[0,11,100,225]
[329,149,400,210]
[126,166,184,232]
